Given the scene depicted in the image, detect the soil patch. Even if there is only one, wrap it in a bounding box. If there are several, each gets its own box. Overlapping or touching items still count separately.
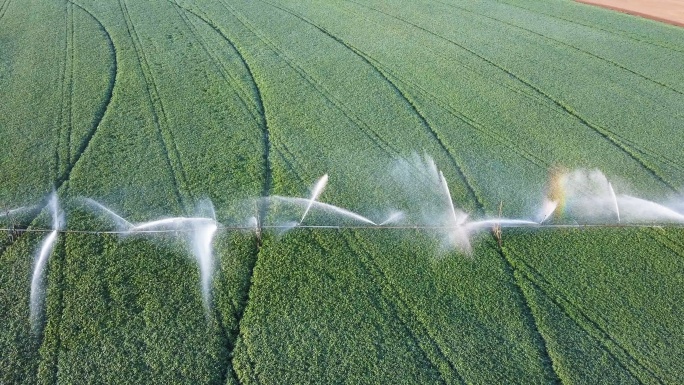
[576,0,684,27]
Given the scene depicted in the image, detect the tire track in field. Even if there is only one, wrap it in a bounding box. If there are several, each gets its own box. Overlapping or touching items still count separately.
[51,1,117,195]
[345,230,556,383]
[437,0,684,97]
[42,3,73,380]
[166,2,276,221]
[254,138,457,383]
[341,1,566,116]
[340,1,676,176]
[495,242,563,384]
[326,2,561,170]
[257,0,485,214]
[347,0,679,192]
[0,0,11,23]
[496,0,684,55]
[218,1,408,161]
[270,145,461,383]
[606,133,684,176]
[36,236,67,385]
[507,247,665,384]
[325,0,551,169]
[165,0,262,127]
[155,5,273,383]
[646,228,684,268]
[339,232,467,384]
[117,0,187,209]
[54,1,72,186]
[64,1,75,172]
[157,4,272,202]
[435,1,684,172]
[319,0,550,169]
[261,143,531,383]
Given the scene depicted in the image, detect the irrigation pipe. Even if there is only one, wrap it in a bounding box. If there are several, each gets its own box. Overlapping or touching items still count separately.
[1,223,683,235]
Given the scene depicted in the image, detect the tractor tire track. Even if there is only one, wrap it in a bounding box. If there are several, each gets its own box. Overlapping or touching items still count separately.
[36,236,68,385]
[339,232,465,384]
[328,2,551,169]
[257,0,485,214]
[646,228,684,263]
[0,0,11,23]
[648,231,684,260]
[54,1,71,186]
[429,2,684,173]
[496,243,565,384]
[347,0,678,192]
[340,0,567,115]
[329,2,558,169]
[496,0,684,54]
[606,134,684,175]
[165,0,262,128]
[66,2,75,166]
[272,149,461,384]
[507,248,665,384]
[219,1,406,160]
[159,4,272,206]
[437,0,684,97]
[156,5,273,383]
[117,0,187,209]
[52,1,117,195]
[341,0,669,175]
[368,58,549,169]
[345,230,559,383]
[257,143,529,383]
[355,49,551,170]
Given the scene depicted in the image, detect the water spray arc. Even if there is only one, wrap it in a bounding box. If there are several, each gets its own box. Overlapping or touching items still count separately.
[271,196,377,226]
[129,215,219,309]
[83,198,133,230]
[13,159,684,324]
[439,171,464,226]
[608,182,620,223]
[538,200,559,224]
[0,205,34,217]
[300,174,328,224]
[83,198,221,310]
[30,192,63,330]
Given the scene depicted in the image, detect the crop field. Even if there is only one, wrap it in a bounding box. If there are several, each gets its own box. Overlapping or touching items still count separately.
[1,0,684,383]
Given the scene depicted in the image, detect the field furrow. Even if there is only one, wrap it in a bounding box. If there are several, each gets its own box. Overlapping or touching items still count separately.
[230,3,403,161]
[358,57,550,169]
[506,228,684,383]
[495,243,563,384]
[35,236,67,385]
[349,0,679,192]
[117,0,188,208]
[519,277,642,384]
[0,0,11,22]
[166,2,261,128]
[257,0,484,213]
[54,2,73,184]
[439,0,684,97]
[61,1,118,185]
[232,230,447,384]
[161,7,275,381]
[525,275,661,384]
[340,232,467,384]
[155,2,273,205]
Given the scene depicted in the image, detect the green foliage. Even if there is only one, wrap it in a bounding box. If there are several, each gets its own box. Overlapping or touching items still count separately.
[1,0,684,383]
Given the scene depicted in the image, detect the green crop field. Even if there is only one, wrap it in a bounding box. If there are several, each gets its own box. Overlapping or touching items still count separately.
[2,0,684,383]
